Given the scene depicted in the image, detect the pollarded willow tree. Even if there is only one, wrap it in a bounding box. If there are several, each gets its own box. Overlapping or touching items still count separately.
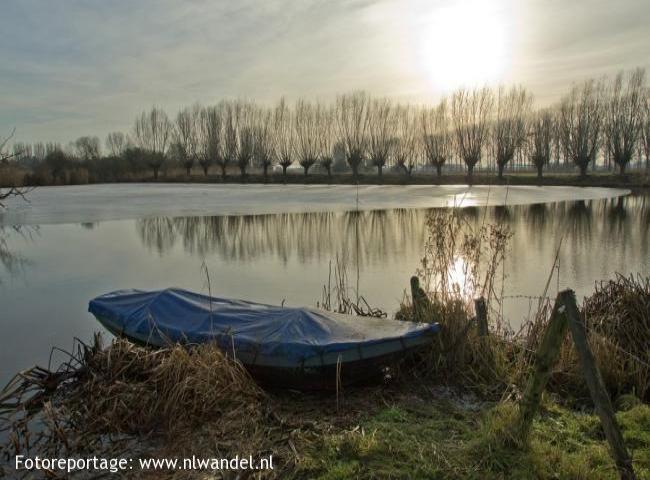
[252,107,275,181]
[421,99,452,178]
[173,104,201,176]
[133,106,173,179]
[274,98,295,180]
[392,105,418,176]
[604,68,646,175]
[220,101,239,180]
[451,87,494,182]
[229,101,255,179]
[528,108,555,180]
[492,86,532,179]
[558,79,605,177]
[317,105,336,179]
[367,98,396,177]
[198,104,223,177]
[336,92,370,178]
[294,100,321,176]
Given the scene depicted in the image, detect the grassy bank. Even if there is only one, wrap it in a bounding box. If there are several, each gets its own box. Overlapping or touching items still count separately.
[295,390,650,479]
[2,337,648,479]
[110,171,650,189]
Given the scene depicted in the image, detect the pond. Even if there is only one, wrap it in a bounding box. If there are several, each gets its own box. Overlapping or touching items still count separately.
[0,184,647,385]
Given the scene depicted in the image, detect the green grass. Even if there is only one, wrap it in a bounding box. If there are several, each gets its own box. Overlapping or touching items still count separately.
[292,397,650,479]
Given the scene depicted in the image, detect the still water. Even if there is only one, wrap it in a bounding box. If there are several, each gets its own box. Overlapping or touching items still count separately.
[0,184,647,384]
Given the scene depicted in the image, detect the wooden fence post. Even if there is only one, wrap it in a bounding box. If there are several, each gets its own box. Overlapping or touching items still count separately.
[560,290,636,480]
[516,293,569,440]
[474,298,488,337]
[411,276,431,320]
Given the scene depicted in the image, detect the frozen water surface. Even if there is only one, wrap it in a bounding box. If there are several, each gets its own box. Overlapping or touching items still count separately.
[0,183,629,226]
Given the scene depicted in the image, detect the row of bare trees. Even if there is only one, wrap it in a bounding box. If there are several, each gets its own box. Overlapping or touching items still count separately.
[8,68,650,183]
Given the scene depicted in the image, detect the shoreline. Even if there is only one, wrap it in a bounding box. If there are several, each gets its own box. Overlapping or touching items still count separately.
[8,170,650,191]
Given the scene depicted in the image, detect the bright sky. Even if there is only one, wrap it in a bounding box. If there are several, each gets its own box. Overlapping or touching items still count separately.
[1,0,648,144]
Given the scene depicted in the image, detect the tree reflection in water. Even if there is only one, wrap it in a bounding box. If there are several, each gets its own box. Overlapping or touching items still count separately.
[134,195,649,276]
[0,225,37,282]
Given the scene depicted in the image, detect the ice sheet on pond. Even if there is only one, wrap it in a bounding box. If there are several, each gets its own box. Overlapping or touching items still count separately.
[0,183,629,226]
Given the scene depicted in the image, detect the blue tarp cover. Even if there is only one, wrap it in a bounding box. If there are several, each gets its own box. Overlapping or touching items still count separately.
[88,288,440,362]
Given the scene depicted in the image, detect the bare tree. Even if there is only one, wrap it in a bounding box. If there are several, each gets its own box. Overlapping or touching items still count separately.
[224,100,255,179]
[12,142,32,164]
[0,129,31,207]
[33,142,46,162]
[559,79,605,177]
[274,98,294,180]
[44,148,69,183]
[294,99,322,176]
[105,132,127,157]
[367,98,396,177]
[317,105,336,180]
[421,99,452,177]
[252,107,275,181]
[528,108,555,180]
[643,88,650,171]
[604,68,646,175]
[173,105,200,176]
[392,105,418,176]
[336,92,370,178]
[73,136,101,162]
[492,86,532,179]
[198,105,221,176]
[451,87,494,182]
[133,106,173,179]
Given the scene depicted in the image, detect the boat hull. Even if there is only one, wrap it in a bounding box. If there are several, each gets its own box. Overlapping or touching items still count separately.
[89,288,440,390]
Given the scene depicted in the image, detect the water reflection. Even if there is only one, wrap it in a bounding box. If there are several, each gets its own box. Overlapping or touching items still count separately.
[0,226,36,282]
[136,210,430,267]
[134,195,649,270]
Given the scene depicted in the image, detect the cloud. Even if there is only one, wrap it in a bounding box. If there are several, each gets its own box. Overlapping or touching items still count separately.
[1,0,648,144]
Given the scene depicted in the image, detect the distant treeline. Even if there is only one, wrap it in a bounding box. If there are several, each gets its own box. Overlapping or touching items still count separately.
[4,67,650,186]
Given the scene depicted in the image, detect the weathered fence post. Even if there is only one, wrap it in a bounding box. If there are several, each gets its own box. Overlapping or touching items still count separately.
[516,293,569,440]
[560,290,636,480]
[411,276,431,320]
[474,298,488,337]
[516,289,636,480]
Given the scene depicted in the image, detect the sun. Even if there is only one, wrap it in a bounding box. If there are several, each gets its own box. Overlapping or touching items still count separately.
[416,0,511,92]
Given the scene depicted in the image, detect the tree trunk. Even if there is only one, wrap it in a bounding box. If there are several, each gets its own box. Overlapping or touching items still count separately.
[537,164,543,181]
[377,164,383,177]
[263,164,269,183]
[351,163,359,179]
[303,165,310,176]
[282,165,288,182]
[186,166,191,176]
[153,167,159,180]
[220,165,227,180]
[466,163,474,184]
[326,165,332,180]
[619,162,626,176]
[202,165,209,176]
[579,162,588,178]
[497,162,505,180]
[436,164,442,177]
[239,165,246,180]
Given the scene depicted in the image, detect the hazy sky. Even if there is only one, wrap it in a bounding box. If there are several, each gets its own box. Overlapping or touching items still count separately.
[1,0,648,145]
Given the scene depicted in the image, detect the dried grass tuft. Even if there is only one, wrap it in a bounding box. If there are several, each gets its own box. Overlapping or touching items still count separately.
[552,274,650,402]
[1,334,269,468]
